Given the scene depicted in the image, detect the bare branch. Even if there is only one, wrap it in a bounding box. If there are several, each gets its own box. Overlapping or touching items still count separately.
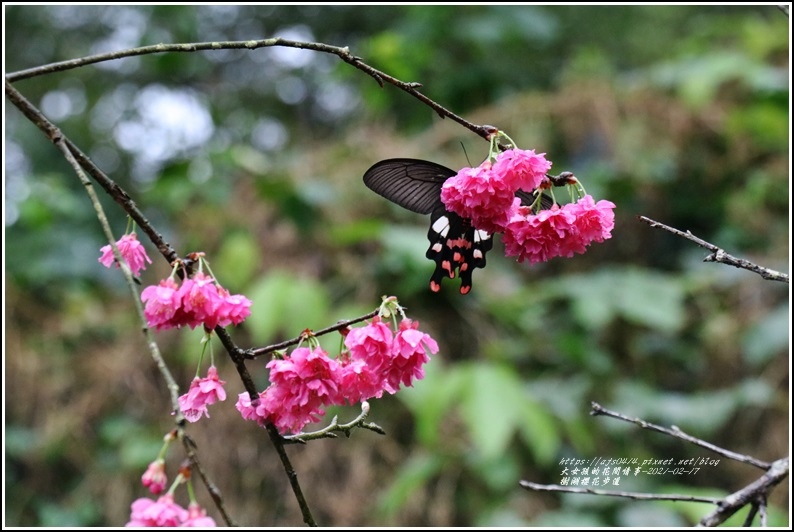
[6,38,497,142]
[590,402,771,470]
[519,481,722,504]
[699,457,789,527]
[638,216,789,283]
[248,309,380,359]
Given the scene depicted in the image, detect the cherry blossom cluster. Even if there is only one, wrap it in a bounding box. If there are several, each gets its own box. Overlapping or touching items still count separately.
[236,298,439,435]
[131,434,216,527]
[127,494,216,527]
[141,267,251,331]
[440,134,616,264]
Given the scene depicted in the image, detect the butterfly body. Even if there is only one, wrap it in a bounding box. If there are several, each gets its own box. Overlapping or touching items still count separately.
[364,158,498,294]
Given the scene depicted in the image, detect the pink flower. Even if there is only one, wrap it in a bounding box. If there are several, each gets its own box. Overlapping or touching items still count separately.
[182,502,217,527]
[214,289,252,328]
[338,357,385,403]
[259,384,327,434]
[99,233,153,277]
[141,278,181,331]
[140,272,252,332]
[440,163,516,233]
[491,148,551,192]
[141,458,167,495]
[568,195,616,247]
[178,366,227,423]
[235,391,266,424]
[383,319,438,393]
[268,347,342,406]
[502,195,615,264]
[344,316,394,370]
[502,204,578,264]
[179,273,224,329]
[126,494,188,527]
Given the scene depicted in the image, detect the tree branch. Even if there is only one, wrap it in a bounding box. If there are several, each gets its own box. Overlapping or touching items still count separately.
[638,216,788,283]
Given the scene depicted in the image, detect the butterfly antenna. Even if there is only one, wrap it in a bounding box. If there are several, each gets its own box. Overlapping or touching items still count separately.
[460,142,472,167]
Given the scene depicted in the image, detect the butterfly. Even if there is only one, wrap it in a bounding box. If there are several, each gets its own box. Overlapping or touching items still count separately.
[363,158,552,294]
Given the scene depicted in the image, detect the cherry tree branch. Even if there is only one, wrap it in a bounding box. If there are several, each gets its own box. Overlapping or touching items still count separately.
[590,402,771,470]
[638,216,789,283]
[248,309,380,360]
[522,403,788,527]
[5,38,497,142]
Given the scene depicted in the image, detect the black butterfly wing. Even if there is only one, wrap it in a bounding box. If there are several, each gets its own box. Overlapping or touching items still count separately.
[363,158,454,214]
[363,158,552,294]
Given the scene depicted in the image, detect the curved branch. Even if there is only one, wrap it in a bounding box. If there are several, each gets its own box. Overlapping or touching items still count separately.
[6,38,497,142]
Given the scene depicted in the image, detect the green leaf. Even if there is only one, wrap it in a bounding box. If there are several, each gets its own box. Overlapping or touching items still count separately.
[558,268,686,332]
[742,303,789,367]
[212,230,261,291]
[378,452,446,519]
[398,361,466,448]
[245,271,330,344]
[458,362,525,460]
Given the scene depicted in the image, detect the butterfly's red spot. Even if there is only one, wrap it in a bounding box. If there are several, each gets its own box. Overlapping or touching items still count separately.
[459,285,471,295]
[430,281,441,292]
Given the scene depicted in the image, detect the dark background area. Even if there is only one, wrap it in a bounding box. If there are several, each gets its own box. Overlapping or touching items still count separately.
[4,5,789,527]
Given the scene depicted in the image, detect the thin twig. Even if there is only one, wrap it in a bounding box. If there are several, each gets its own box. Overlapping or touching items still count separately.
[179,433,237,526]
[248,309,380,359]
[519,481,723,504]
[283,402,386,444]
[590,402,771,470]
[638,216,788,283]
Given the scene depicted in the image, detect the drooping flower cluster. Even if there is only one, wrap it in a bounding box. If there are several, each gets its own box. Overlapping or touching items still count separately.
[99,232,152,276]
[502,195,615,264]
[178,366,227,422]
[130,439,217,527]
[440,134,616,264]
[141,270,251,331]
[441,148,551,233]
[126,495,216,527]
[236,299,439,435]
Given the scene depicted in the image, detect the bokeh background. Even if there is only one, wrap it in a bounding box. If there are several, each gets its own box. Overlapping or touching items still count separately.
[4,5,790,527]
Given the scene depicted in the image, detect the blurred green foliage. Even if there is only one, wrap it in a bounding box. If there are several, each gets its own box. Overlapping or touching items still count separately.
[4,4,789,527]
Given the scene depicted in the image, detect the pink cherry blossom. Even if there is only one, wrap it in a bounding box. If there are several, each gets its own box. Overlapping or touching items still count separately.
[502,204,578,264]
[126,494,188,527]
[382,319,438,393]
[99,233,152,277]
[178,366,227,423]
[141,278,181,331]
[344,316,393,370]
[258,384,327,434]
[267,347,342,408]
[141,272,252,332]
[179,273,224,329]
[440,163,515,233]
[182,502,217,527]
[214,289,252,328]
[235,391,265,423]
[491,148,552,192]
[141,458,167,495]
[568,195,616,247]
[338,357,385,403]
